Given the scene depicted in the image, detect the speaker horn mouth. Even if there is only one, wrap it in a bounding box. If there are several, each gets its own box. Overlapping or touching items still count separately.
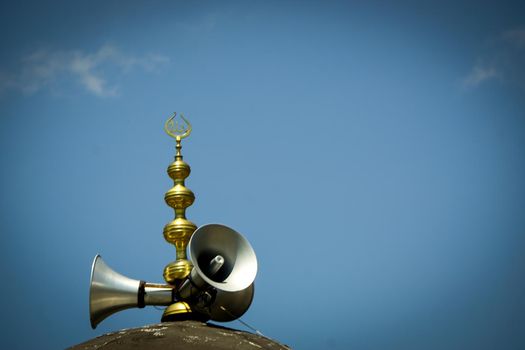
[189,224,257,292]
[89,254,101,328]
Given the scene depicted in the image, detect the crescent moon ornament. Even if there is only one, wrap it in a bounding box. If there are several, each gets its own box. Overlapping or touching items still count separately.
[164,112,192,140]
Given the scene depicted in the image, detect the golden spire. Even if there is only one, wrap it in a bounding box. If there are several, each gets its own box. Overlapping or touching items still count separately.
[161,112,198,320]
[162,113,196,284]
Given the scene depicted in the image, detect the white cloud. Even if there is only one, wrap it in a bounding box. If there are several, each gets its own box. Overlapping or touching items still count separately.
[0,45,169,97]
[463,27,525,91]
[462,64,499,88]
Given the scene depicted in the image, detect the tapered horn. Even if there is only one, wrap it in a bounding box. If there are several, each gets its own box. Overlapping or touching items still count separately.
[177,224,258,321]
[89,255,174,328]
[210,283,255,322]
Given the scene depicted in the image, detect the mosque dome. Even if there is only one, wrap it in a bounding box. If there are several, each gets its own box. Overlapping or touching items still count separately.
[69,320,290,350]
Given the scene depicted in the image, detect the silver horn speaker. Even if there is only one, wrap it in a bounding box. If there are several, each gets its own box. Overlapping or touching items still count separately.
[177,224,258,321]
[89,255,174,329]
[209,283,255,322]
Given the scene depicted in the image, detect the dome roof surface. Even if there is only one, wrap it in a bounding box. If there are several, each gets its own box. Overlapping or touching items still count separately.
[69,321,290,350]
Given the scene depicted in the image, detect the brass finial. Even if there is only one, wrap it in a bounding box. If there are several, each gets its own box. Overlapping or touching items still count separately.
[161,112,198,320]
[162,112,196,283]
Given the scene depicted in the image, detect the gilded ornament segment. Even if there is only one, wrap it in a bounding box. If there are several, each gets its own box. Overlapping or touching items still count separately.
[163,260,193,283]
[164,184,195,209]
[167,159,191,180]
[163,218,197,244]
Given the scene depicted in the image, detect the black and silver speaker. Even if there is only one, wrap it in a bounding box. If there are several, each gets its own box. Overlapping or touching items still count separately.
[177,224,258,320]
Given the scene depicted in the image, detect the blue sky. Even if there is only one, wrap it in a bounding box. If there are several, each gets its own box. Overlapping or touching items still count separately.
[1,1,525,349]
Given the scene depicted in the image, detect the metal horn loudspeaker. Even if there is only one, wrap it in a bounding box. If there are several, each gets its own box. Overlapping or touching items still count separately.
[178,224,258,321]
[89,255,174,329]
